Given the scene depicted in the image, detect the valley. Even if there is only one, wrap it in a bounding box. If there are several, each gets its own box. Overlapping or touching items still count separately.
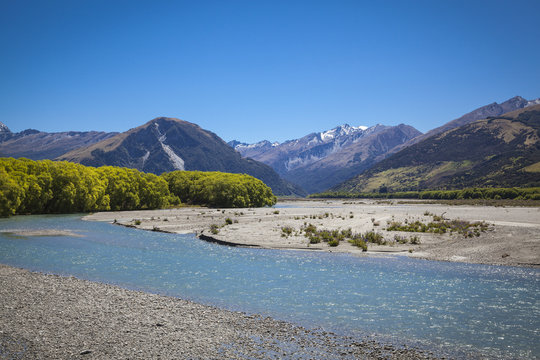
[3,2,540,359]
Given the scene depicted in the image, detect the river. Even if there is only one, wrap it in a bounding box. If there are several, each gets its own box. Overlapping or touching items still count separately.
[0,214,538,359]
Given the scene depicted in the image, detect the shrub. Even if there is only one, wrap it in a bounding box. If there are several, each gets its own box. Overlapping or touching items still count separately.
[210,224,220,235]
[328,239,340,247]
[341,228,353,238]
[386,218,490,237]
[394,234,408,244]
[362,231,385,245]
[302,223,317,235]
[281,226,293,237]
[349,238,367,251]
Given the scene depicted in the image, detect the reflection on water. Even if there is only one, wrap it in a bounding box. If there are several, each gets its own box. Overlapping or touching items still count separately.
[0,214,538,359]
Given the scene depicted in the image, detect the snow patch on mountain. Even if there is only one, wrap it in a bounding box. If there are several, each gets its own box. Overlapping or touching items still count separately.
[231,124,370,152]
[320,124,362,141]
[230,123,380,172]
[526,98,540,107]
[0,122,11,133]
[231,140,276,152]
[285,154,324,171]
[320,124,368,141]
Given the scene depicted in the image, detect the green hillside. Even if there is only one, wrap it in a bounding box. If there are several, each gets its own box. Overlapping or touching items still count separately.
[333,105,540,193]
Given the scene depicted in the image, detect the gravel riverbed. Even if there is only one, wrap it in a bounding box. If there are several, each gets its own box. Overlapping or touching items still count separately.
[0,264,439,359]
[85,199,540,267]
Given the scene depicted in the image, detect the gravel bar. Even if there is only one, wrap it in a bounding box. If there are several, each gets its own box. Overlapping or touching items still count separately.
[0,264,440,359]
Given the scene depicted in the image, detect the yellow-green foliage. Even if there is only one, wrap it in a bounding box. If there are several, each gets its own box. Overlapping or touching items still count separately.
[0,158,174,216]
[0,158,276,216]
[163,170,276,208]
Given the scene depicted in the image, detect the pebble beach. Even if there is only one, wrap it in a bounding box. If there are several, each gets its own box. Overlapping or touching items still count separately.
[0,264,438,359]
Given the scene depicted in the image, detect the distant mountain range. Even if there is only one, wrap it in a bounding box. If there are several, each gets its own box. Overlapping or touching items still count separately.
[230,95,540,193]
[58,117,305,196]
[0,123,117,160]
[333,104,540,192]
[230,124,421,193]
[1,95,539,197]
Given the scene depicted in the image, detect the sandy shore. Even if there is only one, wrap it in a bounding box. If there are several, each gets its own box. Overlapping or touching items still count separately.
[0,264,439,359]
[85,199,540,267]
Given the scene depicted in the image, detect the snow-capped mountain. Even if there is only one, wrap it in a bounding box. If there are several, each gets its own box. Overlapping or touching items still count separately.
[229,124,378,171]
[231,124,371,152]
[229,123,421,193]
[527,98,540,107]
[230,140,280,154]
[0,121,10,134]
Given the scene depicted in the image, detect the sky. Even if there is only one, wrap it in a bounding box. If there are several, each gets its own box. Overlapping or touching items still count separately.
[1,0,540,143]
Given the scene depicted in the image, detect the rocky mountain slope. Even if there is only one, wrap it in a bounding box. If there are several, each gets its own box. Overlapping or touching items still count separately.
[230,124,421,193]
[284,124,421,193]
[391,95,540,154]
[59,117,305,196]
[333,104,540,193]
[0,122,117,160]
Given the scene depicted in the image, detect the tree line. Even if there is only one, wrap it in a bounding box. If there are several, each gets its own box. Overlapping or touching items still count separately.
[310,187,540,201]
[0,158,276,216]
[163,170,276,208]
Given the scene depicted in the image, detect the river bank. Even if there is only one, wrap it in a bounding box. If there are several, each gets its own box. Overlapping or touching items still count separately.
[0,264,438,359]
[85,199,540,267]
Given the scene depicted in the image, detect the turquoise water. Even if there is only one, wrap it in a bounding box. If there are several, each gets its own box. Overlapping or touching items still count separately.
[0,215,538,359]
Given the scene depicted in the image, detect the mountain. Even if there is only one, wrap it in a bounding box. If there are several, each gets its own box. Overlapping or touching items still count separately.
[284,125,421,193]
[0,126,117,160]
[59,117,305,196]
[333,104,540,193]
[228,140,281,162]
[230,123,421,193]
[0,121,10,134]
[391,96,540,154]
[230,124,373,175]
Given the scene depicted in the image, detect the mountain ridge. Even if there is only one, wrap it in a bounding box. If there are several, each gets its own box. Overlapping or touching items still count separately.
[0,128,118,160]
[391,95,540,154]
[59,117,306,196]
[284,124,421,193]
[230,123,421,193]
[333,104,540,193]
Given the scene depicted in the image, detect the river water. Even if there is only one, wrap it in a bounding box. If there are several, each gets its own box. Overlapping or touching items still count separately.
[0,214,538,359]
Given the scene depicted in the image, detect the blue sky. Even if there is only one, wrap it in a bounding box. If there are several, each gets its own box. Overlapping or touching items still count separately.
[1,0,539,143]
